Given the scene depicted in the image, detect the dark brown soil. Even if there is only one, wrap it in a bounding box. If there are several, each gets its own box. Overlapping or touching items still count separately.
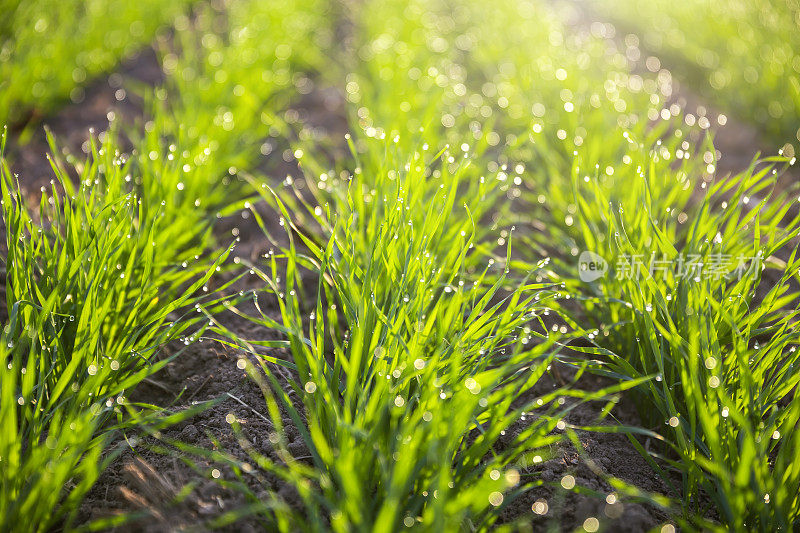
[76,303,298,532]
[492,365,676,532]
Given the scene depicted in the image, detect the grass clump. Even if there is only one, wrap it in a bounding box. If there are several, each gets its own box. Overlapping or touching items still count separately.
[0,130,229,531]
[1,0,334,527]
[570,157,800,529]
[388,1,800,528]
[203,135,612,531]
